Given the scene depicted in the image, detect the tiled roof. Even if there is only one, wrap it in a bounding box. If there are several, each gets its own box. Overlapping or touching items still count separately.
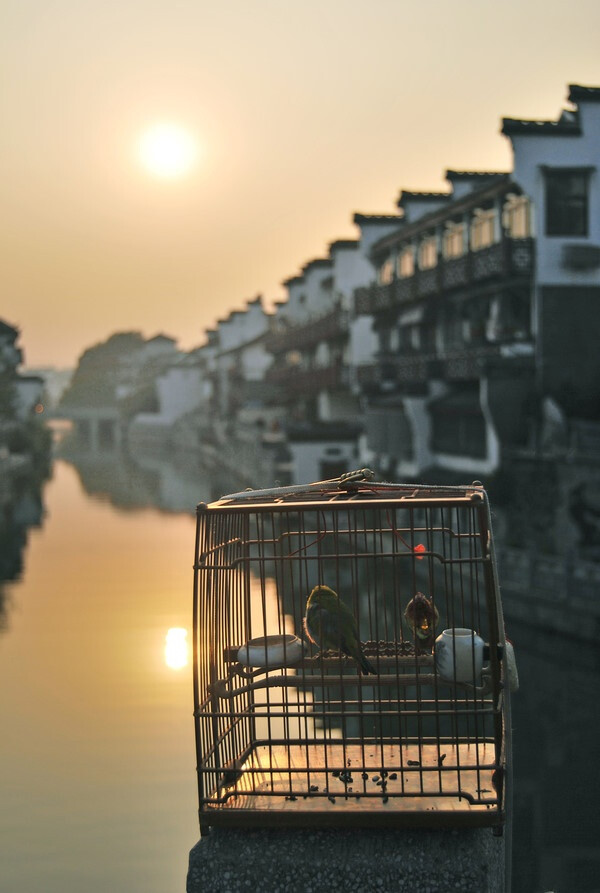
[282,274,304,287]
[398,190,449,201]
[328,238,358,253]
[352,213,402,224]
[501,112,581,136]
[568,84,600,103]
[397,191,451,211]
[301,258,333,273]
[445,170,506,181]
[502,84,600,136]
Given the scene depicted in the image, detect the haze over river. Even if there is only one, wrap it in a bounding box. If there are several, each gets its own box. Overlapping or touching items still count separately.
[1,450,598,892]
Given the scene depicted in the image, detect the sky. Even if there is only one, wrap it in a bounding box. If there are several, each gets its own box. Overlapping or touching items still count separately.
[1,0,600,369]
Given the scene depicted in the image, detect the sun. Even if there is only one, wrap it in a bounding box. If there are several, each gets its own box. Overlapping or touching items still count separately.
[138,123,198,179]
[165,627,189,670]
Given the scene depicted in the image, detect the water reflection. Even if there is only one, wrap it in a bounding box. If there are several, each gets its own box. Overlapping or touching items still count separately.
[0,472,46,631]
[57,436,218,514]
[0,459,199,893]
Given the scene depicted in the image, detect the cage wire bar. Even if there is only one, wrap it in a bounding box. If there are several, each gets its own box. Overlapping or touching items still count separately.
[192,477,511,835]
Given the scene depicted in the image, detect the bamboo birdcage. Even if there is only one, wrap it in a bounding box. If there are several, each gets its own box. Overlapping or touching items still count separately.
[192,473,512,835]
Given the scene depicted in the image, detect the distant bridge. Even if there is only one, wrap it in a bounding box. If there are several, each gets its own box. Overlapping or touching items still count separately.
[56,405,124,452]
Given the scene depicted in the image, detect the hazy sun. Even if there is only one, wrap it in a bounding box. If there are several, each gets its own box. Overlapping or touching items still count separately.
[138,123,198,179]
[165,627,189,670]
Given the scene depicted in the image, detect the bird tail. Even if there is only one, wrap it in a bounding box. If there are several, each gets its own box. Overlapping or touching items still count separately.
[358,651,377,675]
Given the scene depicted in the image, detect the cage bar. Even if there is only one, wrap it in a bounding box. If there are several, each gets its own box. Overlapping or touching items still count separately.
[192,477,511,834]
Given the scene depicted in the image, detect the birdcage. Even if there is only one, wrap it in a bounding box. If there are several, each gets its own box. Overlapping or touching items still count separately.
[192,472,513,835]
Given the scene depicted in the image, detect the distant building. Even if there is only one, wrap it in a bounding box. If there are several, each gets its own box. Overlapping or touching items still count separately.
[263,217,400,482]
[354,83,600,480]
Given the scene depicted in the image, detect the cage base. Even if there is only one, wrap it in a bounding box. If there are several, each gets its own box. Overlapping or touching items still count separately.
[201,741,502,830]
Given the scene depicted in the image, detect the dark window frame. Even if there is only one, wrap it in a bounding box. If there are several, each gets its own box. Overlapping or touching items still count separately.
[544,167,593,238]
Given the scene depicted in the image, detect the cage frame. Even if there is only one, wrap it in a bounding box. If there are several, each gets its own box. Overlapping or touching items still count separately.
[192,476,512,836]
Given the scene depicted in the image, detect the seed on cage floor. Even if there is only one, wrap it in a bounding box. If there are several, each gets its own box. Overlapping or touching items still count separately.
[438,753,447,766]
[372,775,380,782]
[285,795,297,801]
[389,773,397,780]
[408,760,421,766]
[361,772,369,781]
[310,785,319,792]
[332,770,340,778]
[328,796,336,804]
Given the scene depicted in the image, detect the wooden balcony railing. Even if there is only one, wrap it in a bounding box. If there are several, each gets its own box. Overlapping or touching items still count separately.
[265,308,349,354]
[264,361,347,396]
[355,237,534,316]
[356,340,534,390]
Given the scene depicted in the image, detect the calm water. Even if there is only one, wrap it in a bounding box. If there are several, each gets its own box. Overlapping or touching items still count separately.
[0,459,200,893]
[2,452,599,892]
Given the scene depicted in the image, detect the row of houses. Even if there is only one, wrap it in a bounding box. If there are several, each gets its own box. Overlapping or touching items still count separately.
[72,83,600,490]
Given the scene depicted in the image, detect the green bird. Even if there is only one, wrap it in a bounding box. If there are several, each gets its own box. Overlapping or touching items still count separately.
[303,584,376,674]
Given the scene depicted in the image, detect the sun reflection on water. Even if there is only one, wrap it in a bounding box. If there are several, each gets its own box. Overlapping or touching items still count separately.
[165,627,189,670]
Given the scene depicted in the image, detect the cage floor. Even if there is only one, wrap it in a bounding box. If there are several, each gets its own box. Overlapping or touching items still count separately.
[205,741,500,825]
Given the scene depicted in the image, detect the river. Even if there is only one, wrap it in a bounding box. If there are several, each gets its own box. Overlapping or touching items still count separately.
[1,450,599,892]
[0,458,200,893]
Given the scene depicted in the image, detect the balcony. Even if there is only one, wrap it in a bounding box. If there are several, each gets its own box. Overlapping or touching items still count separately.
[357,338,534,394]
[266,308,349,354]
[355,282,398,315]
[355,237,534,316]
[356,353,434,389]
[265,360,347,397]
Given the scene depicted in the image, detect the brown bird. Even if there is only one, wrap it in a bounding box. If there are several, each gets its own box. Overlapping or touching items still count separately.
[404,591,439,651]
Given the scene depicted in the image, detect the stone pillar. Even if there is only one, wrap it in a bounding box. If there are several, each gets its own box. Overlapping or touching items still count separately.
[187,827,506,893]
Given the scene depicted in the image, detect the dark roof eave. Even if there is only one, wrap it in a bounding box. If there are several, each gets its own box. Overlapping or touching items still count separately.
[445,169,507,181]
[398,191,450,205]
[568,84,600,103]
[302,258,333,273]
[282,274,305,288]
[353,213,403,225]
[501,117,581,137]
[329,238,359,253]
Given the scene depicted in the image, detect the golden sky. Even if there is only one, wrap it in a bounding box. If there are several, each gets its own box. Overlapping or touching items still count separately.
[2,0,599,368]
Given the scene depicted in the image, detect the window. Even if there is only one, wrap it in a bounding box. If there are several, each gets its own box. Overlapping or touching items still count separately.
[502,194,532,238]
[397,246,415,278]
[399,324,421,353]
[443,221,466,259]
[378,257,394,285]
[470,209,497,251]
[418,235,438,270]
[545,169,589,237]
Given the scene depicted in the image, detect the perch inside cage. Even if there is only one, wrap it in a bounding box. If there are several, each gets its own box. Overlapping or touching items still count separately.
[192,476,513,834]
